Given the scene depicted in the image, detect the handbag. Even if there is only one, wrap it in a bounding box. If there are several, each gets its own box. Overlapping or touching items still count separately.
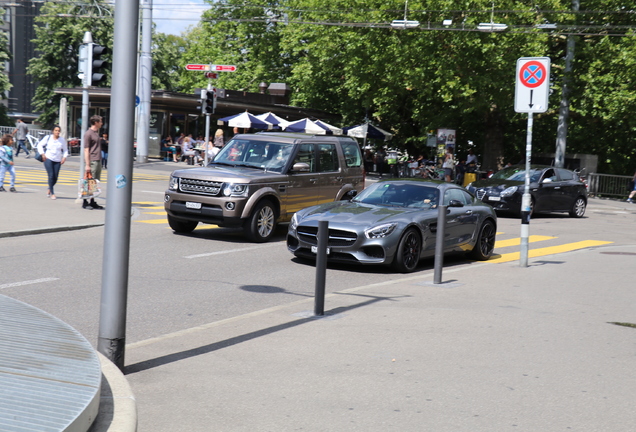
[34,135,50,162]
[78,172,101,199]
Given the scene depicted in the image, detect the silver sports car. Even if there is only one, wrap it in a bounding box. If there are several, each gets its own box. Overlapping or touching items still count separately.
[287,180,497,273]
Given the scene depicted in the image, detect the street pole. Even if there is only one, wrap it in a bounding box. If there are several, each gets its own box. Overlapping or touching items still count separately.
[79,31,93,181]
[204,80,211,166]
[97,0,140,371]
[520,112,533,268]
[135,0,152,164]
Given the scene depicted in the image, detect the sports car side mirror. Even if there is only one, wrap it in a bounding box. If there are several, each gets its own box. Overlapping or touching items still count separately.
[448,199,464,208]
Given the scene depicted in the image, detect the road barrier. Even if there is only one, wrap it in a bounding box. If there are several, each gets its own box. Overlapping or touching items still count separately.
[587,173,633,198]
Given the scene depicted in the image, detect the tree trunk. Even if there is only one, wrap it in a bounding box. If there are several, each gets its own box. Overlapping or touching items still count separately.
[482,106,505,172]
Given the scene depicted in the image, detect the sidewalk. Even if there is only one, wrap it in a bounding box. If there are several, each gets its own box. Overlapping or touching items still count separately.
[4,157,636,431]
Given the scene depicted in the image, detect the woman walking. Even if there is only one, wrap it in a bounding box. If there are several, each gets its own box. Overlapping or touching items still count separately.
[38,125,68,200]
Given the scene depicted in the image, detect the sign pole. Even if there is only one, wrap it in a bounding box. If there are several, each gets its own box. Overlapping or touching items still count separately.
[204,76,212,166]
[520,112,533,267]
[514,57,550,268]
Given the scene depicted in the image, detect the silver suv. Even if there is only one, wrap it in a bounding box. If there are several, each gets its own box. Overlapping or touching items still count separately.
[164,132,364,242]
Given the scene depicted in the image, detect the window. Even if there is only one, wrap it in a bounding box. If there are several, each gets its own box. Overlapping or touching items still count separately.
[293,143,316,172]
[443,188,468,205]
[557,168,574,181]
[341,142,362,167]
[317,144,339,172]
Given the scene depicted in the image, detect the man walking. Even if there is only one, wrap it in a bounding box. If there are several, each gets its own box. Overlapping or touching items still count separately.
[82,115,104,210]
[13,118,30,158]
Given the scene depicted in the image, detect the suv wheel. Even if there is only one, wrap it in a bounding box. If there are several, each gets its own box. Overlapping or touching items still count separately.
[168,215,198,234]
[244,200,276,242]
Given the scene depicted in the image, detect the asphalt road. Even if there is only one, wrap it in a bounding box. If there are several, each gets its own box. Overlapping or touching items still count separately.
[1,167,634,348]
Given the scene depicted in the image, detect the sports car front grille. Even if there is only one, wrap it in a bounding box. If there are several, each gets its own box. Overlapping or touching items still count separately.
[297,226,357,247]
[179,178,223,196]
[476,190,486,200]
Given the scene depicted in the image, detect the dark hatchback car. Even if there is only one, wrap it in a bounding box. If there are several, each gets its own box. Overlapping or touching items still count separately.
[465,165,587,218]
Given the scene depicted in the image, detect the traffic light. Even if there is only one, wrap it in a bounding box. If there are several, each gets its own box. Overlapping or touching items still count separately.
[205,87,216,114]
[90,44,108,86]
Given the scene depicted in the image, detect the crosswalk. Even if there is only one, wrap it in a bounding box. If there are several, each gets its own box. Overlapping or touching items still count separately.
[13,166,168,187]
[132,201,613,263]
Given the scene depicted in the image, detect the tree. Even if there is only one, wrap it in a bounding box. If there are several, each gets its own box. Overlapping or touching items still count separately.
[152,32,187,92]
[0,8,11,111]
[27,1,114,127]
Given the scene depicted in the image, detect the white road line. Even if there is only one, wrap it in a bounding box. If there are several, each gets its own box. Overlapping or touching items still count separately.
[0,278,60,290]
[184,243,280,259]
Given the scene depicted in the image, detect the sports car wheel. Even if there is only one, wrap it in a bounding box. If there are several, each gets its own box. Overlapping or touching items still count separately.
[168,215,198,234]
[244,200,276,243]
[469,220,496,261]
[569,197,586,218]
[392,228,421,273]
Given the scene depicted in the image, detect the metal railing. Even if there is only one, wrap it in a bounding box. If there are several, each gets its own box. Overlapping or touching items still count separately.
[0,125,51,138]
[587,173,633,198]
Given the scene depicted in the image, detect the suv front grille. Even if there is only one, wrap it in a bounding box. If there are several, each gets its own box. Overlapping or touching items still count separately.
[297,226,357,247]
[179,178,223,196]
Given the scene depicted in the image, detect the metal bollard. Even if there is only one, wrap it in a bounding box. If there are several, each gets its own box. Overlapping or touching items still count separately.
[314,220,329,315]
[433,205,447,284]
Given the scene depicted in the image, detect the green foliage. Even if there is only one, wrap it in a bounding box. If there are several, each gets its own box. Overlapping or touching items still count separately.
[0,10,11,97]
[27,1,114,127]
[152,32,188,92]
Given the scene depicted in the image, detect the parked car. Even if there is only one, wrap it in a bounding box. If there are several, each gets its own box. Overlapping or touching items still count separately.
[287,180,497,273]
[465,165,587,218]
[164,132,364,242]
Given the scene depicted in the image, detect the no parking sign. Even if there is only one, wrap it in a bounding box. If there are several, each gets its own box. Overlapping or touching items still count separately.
[514,57,550,113]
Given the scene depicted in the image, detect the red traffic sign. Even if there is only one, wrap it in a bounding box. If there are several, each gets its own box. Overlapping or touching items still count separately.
[204,72,218,79]
[519,61,547,88]
[213,65,237,72]
[514,57,550,113]
[185,64,210,71]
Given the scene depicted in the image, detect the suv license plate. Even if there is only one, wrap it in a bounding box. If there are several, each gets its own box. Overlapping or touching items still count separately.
[185,201,202,209]
[311,246,330,255]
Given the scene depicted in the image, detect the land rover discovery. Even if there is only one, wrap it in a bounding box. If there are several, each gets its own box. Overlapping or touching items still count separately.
[164,132,364,242]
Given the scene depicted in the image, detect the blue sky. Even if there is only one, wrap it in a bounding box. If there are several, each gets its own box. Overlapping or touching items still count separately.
[152,0,210,35]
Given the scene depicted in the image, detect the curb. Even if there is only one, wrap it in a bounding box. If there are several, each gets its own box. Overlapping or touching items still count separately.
[0,223,104,239]
[90,352,138,432]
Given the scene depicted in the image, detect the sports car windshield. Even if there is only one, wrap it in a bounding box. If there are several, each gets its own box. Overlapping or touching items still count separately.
[213,139,294,172]
[352,182,439,208]
[491,167,544,182]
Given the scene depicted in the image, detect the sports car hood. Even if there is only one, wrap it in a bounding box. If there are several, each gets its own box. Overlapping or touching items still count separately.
[470,179,524,191]
[297,200,431,227]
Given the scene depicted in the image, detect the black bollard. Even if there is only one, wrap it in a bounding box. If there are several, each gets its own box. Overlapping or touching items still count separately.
[314,220,329,315]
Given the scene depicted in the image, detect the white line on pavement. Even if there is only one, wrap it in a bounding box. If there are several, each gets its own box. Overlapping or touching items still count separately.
[184,243,280,259]
[0,278,60,290]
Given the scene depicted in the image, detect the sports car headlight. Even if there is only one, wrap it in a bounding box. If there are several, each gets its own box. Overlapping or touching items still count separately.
[289,213,300,232]
[222,183,248,197]
[501,186,518,197]
[169,176,179,190]
[365,223,397,239]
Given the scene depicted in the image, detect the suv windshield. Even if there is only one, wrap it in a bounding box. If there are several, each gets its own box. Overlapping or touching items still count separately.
[213,139,294,172]
[491,167,543,182]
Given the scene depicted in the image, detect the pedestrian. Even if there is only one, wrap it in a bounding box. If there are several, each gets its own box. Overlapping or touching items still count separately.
[442,147,455,182]
[82,115,104,210]
[100,133,109,169]
[213,129,225,148]
[38,125,68,200]
[0,134,16,192]
[627,169,636,203]
[12,118,30,158]
[375,147,386,178]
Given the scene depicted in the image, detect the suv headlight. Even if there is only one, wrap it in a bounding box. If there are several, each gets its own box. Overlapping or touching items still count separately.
[169,176,179,191]
[365,223,397,239]
[222,183,248,197]
[501,186,518,197]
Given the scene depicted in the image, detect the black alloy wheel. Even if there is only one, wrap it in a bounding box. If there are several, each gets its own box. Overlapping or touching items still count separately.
[469,220,496,261]
[392,228,422,273]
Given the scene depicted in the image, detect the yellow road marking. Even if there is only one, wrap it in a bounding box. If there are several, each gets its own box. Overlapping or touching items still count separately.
[488,240,613,264]
[138,219,169,224]
[495,235,556,248]
[143,211,166,215]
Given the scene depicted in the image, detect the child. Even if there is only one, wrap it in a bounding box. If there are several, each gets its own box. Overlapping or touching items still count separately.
[0,134,16,192]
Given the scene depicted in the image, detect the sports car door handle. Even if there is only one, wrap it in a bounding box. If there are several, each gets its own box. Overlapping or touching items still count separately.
[464,210,473,215]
